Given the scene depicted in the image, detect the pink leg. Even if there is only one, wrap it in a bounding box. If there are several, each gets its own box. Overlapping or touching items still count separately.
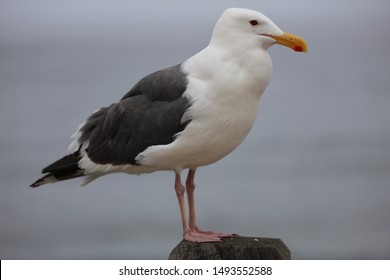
[184,169,237,242]
[174,172,190,235]
[174,171,221,243]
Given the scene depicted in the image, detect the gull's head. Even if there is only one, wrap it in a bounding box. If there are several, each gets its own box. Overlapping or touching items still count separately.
[211,8,308,53]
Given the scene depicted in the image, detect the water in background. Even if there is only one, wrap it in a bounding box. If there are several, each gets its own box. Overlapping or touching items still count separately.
[1,0,390,259]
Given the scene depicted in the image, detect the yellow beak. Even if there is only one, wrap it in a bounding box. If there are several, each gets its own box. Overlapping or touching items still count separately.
[266,32,308,52]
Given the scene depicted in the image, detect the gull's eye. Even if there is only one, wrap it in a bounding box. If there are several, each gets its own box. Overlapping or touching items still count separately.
[249,19,259,26]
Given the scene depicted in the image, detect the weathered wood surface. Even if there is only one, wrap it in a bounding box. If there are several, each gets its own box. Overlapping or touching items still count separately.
[169,236,290,260]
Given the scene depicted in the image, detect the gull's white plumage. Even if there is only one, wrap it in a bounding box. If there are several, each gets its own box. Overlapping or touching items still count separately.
[79,8,275,176]
[136,51,271,172]
[31,8,307,243]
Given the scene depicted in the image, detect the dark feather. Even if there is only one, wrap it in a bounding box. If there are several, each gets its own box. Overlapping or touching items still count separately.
[79,64,191,165]
[42,151,82,175]
[30,151,83,187]
[30,64,190,187]
[121,64,188,101]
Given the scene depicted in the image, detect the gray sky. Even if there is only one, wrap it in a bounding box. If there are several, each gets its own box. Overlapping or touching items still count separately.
[1,0,390,259]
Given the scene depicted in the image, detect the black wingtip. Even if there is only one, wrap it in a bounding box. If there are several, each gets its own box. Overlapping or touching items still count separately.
[30,182,40,188]
[42,151,82,174]
[31,151,84,188]
[30,174,54,188]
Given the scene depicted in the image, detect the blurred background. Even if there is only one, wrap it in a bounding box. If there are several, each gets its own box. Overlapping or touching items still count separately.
[1,0,389,259]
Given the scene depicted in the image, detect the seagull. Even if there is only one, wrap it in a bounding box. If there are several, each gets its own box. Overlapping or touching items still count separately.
[31,8,307,243]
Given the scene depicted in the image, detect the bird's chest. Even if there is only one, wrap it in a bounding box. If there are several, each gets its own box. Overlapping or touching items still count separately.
[188,65,266,138]
[165,53,271,168]
[178,83,261,166]
[194,91,259,143]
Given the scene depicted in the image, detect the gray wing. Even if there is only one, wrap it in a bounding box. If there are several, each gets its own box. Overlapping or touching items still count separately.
[79,64,191,165]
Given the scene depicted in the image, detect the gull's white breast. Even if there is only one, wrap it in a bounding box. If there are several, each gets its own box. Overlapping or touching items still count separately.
[136,46,272,172]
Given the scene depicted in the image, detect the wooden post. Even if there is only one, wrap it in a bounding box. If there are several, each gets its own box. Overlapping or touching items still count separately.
[168,236,290,260]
